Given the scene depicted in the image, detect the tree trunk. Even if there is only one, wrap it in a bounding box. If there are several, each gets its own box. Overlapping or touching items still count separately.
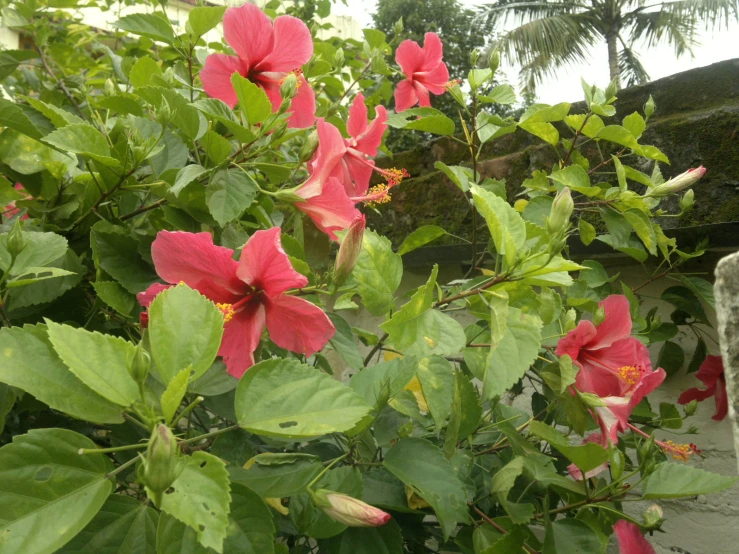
[606,32,621,89]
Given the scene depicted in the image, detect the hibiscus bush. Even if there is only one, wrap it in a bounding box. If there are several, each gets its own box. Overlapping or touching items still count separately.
[0,1,735,553]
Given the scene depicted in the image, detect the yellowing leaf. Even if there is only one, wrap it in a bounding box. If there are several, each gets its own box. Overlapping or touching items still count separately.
[265,497,289,515]
[383,350,402,361]
[405,485,431,509]
[404,376,429,413]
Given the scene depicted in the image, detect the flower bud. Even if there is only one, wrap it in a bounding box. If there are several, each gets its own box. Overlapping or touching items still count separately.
[280,73,298,100]
[6,219,27,260]
[274,186,306,204]
[644,95,656,119]
[156,99,172,125]
[333,215,366,285]
[642,504,664,530]
[393,17,404,36]
[469,49,479,67]
[334,48,345,67]
[299,130,319,163]
[679,188,695,212]
[104,78,116,97]
[546,187,574,235]
[312,490,391,527]
[488,48,500,74]
[130,341,151,384]
[646,167,705,198]
[142,424,179,506]
[683,399,698,416]
[593,306,606,326]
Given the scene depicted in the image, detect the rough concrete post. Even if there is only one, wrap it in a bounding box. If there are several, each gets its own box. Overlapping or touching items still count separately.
[715,251,739,473]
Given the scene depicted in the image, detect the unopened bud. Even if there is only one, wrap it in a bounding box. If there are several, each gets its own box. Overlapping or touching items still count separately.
[156,99,172,125]
[546,187,574,235]
[104,78,116,97]
[393,17,403,36]
[679,189,695,212]
[605,77,618,102]
[488,48,500,74]
[142,424,179,506]
[333,215,366,285]
[129,341,151,384]
[299,130,319,163]
[646,167,706,198]
[7,219,27,259]
[312,490,391,527]
[683,399,698,416]
[642,504,664,530]
[334,48,345,67]
[593,306,606,326]
[644,95,656,119]
[469,49,479,67]
[274,186,306,204]
[280,73,298,100]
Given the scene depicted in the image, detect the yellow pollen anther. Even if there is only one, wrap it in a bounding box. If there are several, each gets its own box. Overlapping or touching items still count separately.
[280,68,304,89]
[215,303,235,323]
[383,167,410,187]
[445,78,462,89]
[661,440,699,462]
[617,365,640,386]
[365,184,392,207]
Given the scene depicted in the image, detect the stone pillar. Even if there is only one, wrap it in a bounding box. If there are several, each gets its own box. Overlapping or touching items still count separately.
[715,251,739,473]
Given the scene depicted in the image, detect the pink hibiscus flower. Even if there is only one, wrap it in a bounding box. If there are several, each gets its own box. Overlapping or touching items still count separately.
[614,521,656,554]
[3,183,30,221]
[296,119,407,240]
[556,295,653,398]
[137,228,335,378]
[200,3,316,128]
[678,355,728,421]
[311,93,388,197]
[394,32,450,112]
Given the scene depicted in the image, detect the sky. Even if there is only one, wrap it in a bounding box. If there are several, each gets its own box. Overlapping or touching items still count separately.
[331,0,739,105]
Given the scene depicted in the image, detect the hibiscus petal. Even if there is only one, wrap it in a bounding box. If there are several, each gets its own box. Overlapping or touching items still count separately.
[237,227,308,296]
[417,62,450,94]
[567,462,608,481]
[219,301,266,378]
[264,294,335,356]
[344,153,374,197]
[596,399,630,444]
[677,385,715,404]
[713,375,728,421]
[258,14,313,72]
[286,76,317,128]
[297,177,361,241]
[589,295,633,350]
[414,81,432,107]
[150,231,245,303]
[556,319,598,360]
[347,93,369,139]
[696,355,724,388]
[257,74,283,114]
[578,338,653,397]
[137,283,173,308]
[629,368,666,409]
[420,32,444,72]
[613,520,656,554]
[395,39,425,77]
[298,120,347,198]
[200,54,246,108]
[354,105,388,157]
[223,3,274,69]
[394,79,418,112]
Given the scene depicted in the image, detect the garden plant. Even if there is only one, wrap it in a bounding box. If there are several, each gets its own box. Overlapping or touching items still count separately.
[0,1,735,553]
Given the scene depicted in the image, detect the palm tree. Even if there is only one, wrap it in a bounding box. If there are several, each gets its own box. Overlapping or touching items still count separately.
[482,0,738,91]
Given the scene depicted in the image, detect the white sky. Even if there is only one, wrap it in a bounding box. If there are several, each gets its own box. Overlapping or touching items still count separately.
[332,0,739,105]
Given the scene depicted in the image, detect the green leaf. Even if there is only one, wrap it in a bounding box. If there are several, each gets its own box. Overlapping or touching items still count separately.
[43,123,119,167]
[0,98,44,139]
[456,372,482,438]
[93,281,137,316]
[383,438,470,540]
[206,169,258,226]
[349,357,417,407]
[0,49,38,80]
[528,421,608,472]
[578,219,596,245]
[231,74,272,125]
[0,428,114,554]
[158,452,231,553]
[623,209,656,255]
[0,230,68,275]
[434,161,472,192]
[0,325,123,424]
[471,184,525,266]
[327,313,364,369]
[397,225,447,255]
[381,265,438,348]
[229,453,322,498]
[161,367,191,424]
[320,520,404,553]
[558,354,578,392]
[222,483,276,554]
[476,113,517,144]
[548,165,599,196]
[91,222,158,294]
[58,494,158,554]
[482,84,516,104]
[403,310,467,358]
[172,164,208,197]
[474,307,542,400]
[46,320,139,407]
[417,356,454,431]
[114,13,175,44]
[543,518,603,554]
[596,125,639,150]
[187,6,227,39]
[155,513,209,554]
[235,358,371,438]
[659,402,683,429]
[623,112,646,139]
[201,131,232,165]
[189,361,237,396]
[387,107,455,135]
[129,56,163,89]
[490,456,525,495]
[679,276,716,311]
[354,230,403,316]
[519,103,570,145]
[657,341,684,377]
[148,285,224,383]
[4,266,74,288]
[688,338,707,373]
[642,463,738,498]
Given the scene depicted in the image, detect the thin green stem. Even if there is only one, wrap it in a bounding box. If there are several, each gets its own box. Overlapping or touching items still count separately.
[79,443,147,455]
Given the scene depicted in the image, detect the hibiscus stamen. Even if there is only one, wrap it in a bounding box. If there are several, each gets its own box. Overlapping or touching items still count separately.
[445,78,462,89]
[279,68,304,89]
[617,365,641,386]
[362,184,392,207]
[215,303,235,323]
[661,440,702,462]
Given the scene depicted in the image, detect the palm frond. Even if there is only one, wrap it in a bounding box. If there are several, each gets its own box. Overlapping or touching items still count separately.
[618,43,650,86]
[628,10,697,56]
[636,0,739,29]
[480,0,591,27]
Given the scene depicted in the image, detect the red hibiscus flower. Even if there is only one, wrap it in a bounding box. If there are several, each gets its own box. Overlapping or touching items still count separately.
[394,32,450,112]
[556,295,653,398]
[312,93,388,197]
[296,119,407,240]
[678,355,728,421]
[137,228,335,378]
[614,520,656,554]
[3,183,30,221]
[200,3,316,128]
